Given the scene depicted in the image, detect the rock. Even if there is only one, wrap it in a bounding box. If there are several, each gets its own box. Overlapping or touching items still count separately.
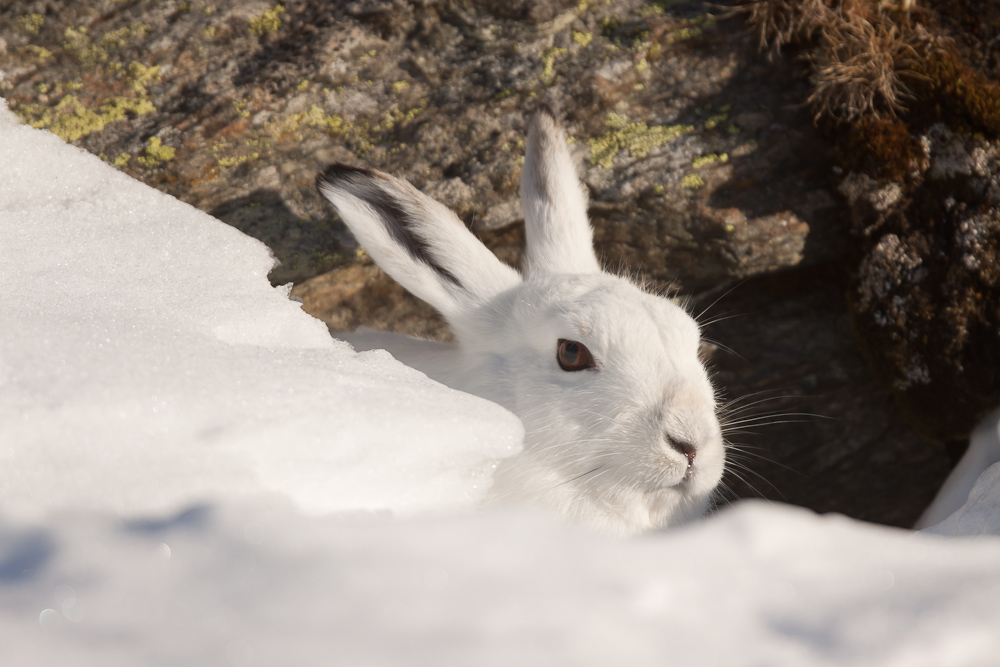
[0,0,954,526]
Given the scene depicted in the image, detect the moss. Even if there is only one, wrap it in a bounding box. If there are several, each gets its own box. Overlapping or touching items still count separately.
[248,4,285,37]
[16,94,155,143]
[136,137,175,167]
[839,116,919,183]
[17,14,45,35]
[909,48,1000,139]
[587,112,693,168]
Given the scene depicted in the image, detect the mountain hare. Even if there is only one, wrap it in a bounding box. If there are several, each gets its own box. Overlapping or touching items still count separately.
[317,109,725,536]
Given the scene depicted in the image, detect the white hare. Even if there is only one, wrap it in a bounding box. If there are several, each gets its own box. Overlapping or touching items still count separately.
[317,109,725,536]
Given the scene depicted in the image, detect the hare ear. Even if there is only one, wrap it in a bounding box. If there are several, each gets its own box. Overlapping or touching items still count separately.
[520,109,601,276]
[317,165,521,321]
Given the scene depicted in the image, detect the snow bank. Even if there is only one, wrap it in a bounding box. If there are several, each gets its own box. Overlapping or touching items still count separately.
[0,100,522,517]
[3,502,1000,666]
[3,100,1000,667]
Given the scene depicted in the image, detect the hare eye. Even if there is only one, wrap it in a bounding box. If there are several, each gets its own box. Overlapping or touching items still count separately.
[557,339,596,372]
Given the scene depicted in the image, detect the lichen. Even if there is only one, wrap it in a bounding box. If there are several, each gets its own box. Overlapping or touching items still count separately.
[125,62,160,94]
[391,81,410,93]
[112,153,131,167]
[248,4,285,37]
[682,173,705,189]
[587,112,693,168]
[540,47,568,83]
[692,153,728,168]
[572,31,593,47]
[16,94,155,143]
[22,45,53,61]
[136,137,175,167]
[17,14,45,35]
[63,23,150,68]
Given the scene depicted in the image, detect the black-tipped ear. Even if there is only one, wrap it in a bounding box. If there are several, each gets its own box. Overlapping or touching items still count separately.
[317,165,461,288]
[317,164,521,321]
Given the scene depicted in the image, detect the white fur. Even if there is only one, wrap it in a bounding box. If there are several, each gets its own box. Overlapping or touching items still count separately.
[319,111,725,536]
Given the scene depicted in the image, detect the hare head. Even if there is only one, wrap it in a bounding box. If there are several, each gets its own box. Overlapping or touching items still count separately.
[317,109,725,536]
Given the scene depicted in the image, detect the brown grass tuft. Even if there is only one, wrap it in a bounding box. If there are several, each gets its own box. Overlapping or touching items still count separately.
[807,13,920,122]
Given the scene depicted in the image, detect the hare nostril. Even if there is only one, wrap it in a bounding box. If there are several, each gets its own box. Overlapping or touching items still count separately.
[668,438,697,466]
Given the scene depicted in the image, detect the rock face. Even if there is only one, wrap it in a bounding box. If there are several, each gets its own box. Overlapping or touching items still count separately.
[1,0,955,526]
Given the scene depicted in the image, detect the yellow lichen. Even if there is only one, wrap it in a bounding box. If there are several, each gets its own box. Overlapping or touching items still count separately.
[125,62,160,94]
[203,26,216,38]
[248,4,285,37]
[636,57,649,73]
[17,14,45,35]
[392,80,410,93]
[22,45,53,61]
[573,31,593,47]
[297,80,310,91]
[63,23,150,68]
[587,113,694,168]
[682,173,705,189]
[218,153,260,167]
[136,137,175,167]
[541,47,568,83]
[16,94,155,143]
[691,153,728,168]
[232,98,251,119]
[113,153,131,166]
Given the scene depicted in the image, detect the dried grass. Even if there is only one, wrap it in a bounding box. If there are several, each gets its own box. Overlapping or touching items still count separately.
[807,13,921,122]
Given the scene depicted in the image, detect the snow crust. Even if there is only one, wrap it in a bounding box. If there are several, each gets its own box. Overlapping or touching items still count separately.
[0,101,522,518]
[3,100,1000,666]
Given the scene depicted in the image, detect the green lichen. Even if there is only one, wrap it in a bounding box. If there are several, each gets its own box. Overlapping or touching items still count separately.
[17,14,45,35]
[540,47,568,83]
[587,113,694,168]
[248,4,285,37]
[691,153,728,168]
[16,94,155,143]
[573,31,593,47]
[202,26,216,38]
[136,137,175,168]
[297,80,310,91]
[391,80,410,93]
[682,173,705,189]
[112,153,131,166]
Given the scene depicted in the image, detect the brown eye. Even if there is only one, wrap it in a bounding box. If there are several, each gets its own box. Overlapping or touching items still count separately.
[557,339,596,372]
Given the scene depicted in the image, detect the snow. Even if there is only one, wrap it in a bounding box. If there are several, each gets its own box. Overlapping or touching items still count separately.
[0,99,523,518]
[3,99,1000,666]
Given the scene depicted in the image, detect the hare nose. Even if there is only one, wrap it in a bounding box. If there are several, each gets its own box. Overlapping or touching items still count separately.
[669,438,696,467]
